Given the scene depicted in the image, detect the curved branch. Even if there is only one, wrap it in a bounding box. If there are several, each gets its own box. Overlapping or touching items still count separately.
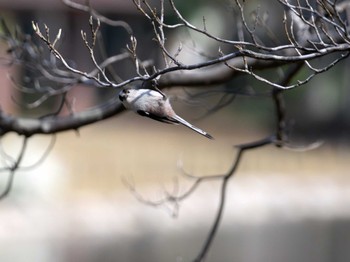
[62,0,133,33]
[0,98,124,137]
[194,136,273,262]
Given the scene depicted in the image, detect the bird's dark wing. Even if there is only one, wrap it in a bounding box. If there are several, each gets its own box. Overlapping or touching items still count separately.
[137,110,178,124]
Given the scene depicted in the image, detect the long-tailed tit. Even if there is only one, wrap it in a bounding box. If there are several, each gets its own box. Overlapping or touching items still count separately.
[119,88,213,139]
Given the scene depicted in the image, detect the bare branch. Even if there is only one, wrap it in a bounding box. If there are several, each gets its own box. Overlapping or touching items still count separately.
[0,98,124,137]
[62,0,133,33]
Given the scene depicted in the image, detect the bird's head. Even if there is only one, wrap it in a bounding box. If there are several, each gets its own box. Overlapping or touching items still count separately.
[118,89,131,102]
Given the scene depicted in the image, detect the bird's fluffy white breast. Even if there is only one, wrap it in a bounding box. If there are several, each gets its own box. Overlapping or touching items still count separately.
[125,89,164,112]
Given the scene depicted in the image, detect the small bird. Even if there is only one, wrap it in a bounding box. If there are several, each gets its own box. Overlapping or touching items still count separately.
[119,88,213,139]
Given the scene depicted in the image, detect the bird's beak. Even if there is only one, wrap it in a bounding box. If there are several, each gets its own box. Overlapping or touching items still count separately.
[119,90,126,101]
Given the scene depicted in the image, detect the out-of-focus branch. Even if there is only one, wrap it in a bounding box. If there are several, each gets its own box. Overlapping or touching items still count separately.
[62,0,133,33]
[0,136,28,200]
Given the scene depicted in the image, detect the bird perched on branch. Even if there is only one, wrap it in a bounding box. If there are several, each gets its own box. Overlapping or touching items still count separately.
[119,88,213,139]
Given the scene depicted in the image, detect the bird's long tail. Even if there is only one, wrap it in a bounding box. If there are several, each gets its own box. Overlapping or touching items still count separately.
[172,115,214,139]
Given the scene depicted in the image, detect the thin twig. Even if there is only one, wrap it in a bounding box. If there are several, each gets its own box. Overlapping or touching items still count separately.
[0,136,28,200]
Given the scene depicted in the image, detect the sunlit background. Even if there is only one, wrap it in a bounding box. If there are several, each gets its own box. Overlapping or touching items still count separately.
[1,0,350,262]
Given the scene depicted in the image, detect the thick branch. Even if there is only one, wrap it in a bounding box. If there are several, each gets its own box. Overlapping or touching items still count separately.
[0,99,124,137]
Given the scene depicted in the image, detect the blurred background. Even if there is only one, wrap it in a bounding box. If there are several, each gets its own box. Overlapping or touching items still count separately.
[1,0,350,262]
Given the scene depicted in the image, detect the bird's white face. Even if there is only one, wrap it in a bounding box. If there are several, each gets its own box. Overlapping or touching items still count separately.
[118,89,132,106]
